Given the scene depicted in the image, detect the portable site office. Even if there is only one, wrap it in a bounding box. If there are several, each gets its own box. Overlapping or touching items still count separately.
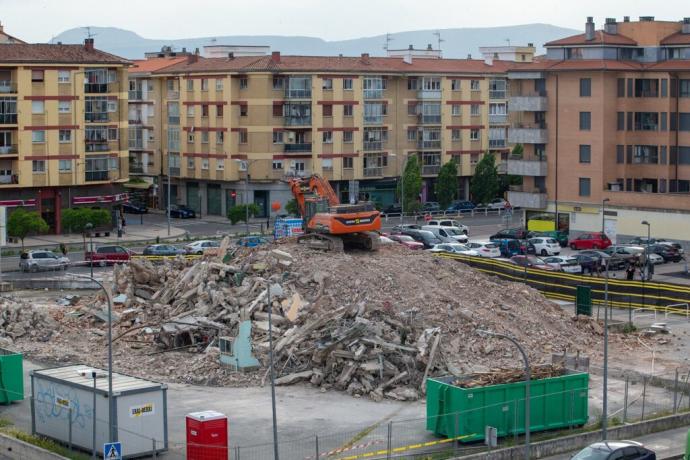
[31,364,168,458]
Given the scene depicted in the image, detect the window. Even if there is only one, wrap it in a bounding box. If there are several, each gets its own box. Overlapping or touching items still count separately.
[216,131,224,144]
[470,153,479,165]
[661,78,668,97]
[58,159,72,172]
[107,100,117,112]
[186,79,193,91]
[579,78,591,97]
[32,160,45,173]
[167,79,175,91]
[322,131,333,144]
[579,144,591,163]
[240,104,248,116]
[292,160,305,173]
[31,101,44,114]
[407,128,416,141]
[470,104,480,116]
[470,129,479,141]
[343,104,353,117]
[617,112,624,131]
[273,131,283,144]
[201,79,209,91]
[187,132,195,143]
[31,70,44,82]
[58,100,71,113]
[680,79,690,97]
[59,129,71,143]
[201,158,209,170]
[407,78,418,90]
[343,131,353,143]
[272,160,283,170]
[216,104,223,117]
[109,157,118,171]
[407,102,417,116]
[272,77,284,90]
[343,78,353,90]
[216,158,224,170]
[579,178,591,196]
[452,104,461,116]
[239,130,248,144]
[617,78,625,97]
[322,78,333,90]
[323,104,333,117]
[56,70,70,83]
[215,79,223,91]
[616,145,624,164]
[108,127,118,141]
[187,105,195,117]
[201,105,209,117]
[201,131,209,143]
[470,80,480,91]
[32,130,45,143]
[322,158,333,169]
[579,112,591,130]
[343,156,353,169]
[187,158,195,169]
[451,79,460,91]
[451,129,461,141]
[239,77,248,89]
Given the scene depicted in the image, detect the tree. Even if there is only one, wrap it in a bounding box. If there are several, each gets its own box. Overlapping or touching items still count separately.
[510,143,524,158]
[397,155,422,214]
[7,208,48,249]
[470,153,500,206]
[285,199,300,217]
[435,159,459,209]
[62,208,112,250]
[227,203,261,225]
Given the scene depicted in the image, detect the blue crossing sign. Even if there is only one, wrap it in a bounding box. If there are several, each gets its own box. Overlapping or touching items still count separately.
[104,442,122,460]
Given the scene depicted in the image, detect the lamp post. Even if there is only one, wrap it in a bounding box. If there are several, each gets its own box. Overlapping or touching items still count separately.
[601,198,610,235]
[167,156,171,236]
[478,330,530,460]
[85,222,94,279]
[642,220,651,278]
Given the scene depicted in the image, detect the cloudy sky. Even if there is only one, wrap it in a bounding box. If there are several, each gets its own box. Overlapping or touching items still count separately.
[2,0,688,42]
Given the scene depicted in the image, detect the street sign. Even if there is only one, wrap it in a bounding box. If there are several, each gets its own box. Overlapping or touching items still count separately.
[104,442,122,460]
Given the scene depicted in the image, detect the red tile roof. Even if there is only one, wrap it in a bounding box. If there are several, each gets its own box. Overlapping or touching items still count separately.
[545,30,637,47]
[0,43,130,65]
[129,56,188,73]
[660,31,690,45]
[510,59,643,72]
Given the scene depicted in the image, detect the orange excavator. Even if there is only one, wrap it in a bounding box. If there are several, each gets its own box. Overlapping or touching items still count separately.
[288,174,381,251]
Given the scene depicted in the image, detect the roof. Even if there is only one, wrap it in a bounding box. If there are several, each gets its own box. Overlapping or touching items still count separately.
[0,43,130,65]
[510,59,643,72]
[129,56,188,74]
[0,30,26,44]
[32,364,165,394]
[660,31,690,45]
[545,30,638,47]
[155,54,512,75]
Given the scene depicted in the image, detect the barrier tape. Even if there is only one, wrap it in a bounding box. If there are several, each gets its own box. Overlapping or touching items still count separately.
[303,439,385,460]
[331,433,474,460]
[131,254,202,261]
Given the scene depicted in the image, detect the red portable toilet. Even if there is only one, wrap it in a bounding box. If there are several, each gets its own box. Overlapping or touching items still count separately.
[186,410,228,460]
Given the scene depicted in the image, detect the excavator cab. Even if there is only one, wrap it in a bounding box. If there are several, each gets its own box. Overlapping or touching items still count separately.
[304,198,330,224]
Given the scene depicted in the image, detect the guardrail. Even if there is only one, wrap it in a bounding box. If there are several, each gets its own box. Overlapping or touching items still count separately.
[633,303,690,322]
[381,207,512,221]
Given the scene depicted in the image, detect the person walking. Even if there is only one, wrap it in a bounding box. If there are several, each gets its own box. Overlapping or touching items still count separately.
[59,243,67,257]
[626,262,635,281]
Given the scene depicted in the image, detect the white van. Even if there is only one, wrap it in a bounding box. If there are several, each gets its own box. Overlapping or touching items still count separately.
[426,219,469,235]
[422,225,469,243]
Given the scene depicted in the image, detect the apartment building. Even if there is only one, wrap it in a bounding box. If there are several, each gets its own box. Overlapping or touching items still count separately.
[0,22,24,44]
[0,38,130,233]
[508,16,690,241]
[146,51,513,217]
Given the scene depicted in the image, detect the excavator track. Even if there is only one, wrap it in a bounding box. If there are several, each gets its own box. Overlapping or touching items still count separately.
[297,233,345,252]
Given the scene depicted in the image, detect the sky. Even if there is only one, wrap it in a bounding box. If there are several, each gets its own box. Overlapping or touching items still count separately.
[2,0,689,42]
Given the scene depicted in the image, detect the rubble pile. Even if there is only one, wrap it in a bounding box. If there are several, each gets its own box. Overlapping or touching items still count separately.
[452,364,565,388]
[6,240,636,400]
[0,295,56,341]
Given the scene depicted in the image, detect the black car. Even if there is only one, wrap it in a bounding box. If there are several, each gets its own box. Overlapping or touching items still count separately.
[123,201,148,214]
[489,228,529,241]
[169,204,196,219]
[401,229,443,249]
[579,250,626,270]
[571,254,598,274]
[571,441,655,460]
[648,243,682,263]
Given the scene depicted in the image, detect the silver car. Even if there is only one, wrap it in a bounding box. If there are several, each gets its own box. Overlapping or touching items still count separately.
[19,250,70,272]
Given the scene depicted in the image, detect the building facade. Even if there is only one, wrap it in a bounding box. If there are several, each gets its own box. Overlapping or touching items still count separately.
[0,39,130,233]
[508,16,690,240]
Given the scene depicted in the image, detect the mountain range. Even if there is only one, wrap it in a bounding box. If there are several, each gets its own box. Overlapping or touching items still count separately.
[51,24,579,60]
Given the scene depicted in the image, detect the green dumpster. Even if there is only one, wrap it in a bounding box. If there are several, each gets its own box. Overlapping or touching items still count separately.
[426,371,588,442]
[0,347,23,404]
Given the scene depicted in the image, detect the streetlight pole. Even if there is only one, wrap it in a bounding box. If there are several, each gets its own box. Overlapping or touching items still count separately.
[478,330,530,460]
[602,256,610,439]
[245,168,249,235]
[167,156,171,236]
[642,220,651,279]
[601,198,610,235]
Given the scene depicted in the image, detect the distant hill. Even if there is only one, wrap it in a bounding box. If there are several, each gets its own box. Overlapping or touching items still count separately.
[51,24,579,60]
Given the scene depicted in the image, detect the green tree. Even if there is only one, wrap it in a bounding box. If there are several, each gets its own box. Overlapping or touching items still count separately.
[61,208,112,250]
[7,208,49,249]
[435,160,459,209]
[470,153,500,206]
[227,203,261,225]
[285,199,300,217]
[510,143,524,158]
[397,155,422,214]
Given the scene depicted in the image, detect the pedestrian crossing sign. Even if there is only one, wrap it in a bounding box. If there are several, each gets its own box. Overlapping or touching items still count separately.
[104,442,122,459]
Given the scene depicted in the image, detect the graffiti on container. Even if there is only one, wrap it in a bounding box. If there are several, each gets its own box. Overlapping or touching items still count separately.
[35,382,90,429]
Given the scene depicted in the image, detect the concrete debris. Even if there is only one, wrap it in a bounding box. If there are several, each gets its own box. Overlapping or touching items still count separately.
[0,295,57,341]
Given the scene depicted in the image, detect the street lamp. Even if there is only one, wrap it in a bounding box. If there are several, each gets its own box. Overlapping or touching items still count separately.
[642,220,651,277]
[477,330,530,460]
[85,223,94,279]
[601,198,610,235]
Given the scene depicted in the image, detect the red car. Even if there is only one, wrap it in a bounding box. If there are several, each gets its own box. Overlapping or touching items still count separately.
[388,234,424,250]
[569,232,612,250]
[85,245,134,266]
[509,255,558,271]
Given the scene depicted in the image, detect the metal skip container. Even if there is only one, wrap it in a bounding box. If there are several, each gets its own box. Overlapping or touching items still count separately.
[31,365,168,458]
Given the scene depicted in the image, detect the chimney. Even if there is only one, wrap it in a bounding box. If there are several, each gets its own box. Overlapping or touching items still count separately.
[427,44,433,50]
[227,52,234,59]
[585,17,595,41]
[623,16,630,22]
[187,53,198,64]
[467,54,472,59]
[271,51,281,63]
[683,18,690,34]
[361,52,370,63]
[182,47,187,53]
[528,42,534,47]
[84,38,94,51]
[484,55,493,66]
[408,44,413,50]
[604,18,617,34]
[0,21,4,33]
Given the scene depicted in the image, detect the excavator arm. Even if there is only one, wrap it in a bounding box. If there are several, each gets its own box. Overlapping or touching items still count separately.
[308,175,339,206]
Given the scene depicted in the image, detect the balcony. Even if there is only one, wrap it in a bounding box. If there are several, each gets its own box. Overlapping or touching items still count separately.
[0,114,17,124]
[418,114,442,125]
[634,122,658,131]
[86,112,110,123]
[364,115,384,125]
[85,141,110,152]
[0,174,18,184]
[284,143,312,153]
[489,90,506,99]
[363,167,383,177]
[488,139,507,149]
[489,114,508,124]
[508,93,547,112]
[417,89,441,99]
[129,162,144,174]
[417,139,441,149]
[85,83,115,94]
[129,139,145,150]
[508,123,548,144]
[167,90,179,100]
[0,145,18,155]
[85,171,109,182]
[0,81,17,94]
[285,88,312,99]
[363,141,383,151]
[284,116,312,126]
[507,186,547,209]
[422,165,441,175]
[506,156,547,176]
[128,90,144,101]
[168,116,180,125]
[169,167,181,177]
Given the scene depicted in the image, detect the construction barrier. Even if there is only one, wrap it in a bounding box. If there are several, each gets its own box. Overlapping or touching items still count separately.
[437,253,690,313]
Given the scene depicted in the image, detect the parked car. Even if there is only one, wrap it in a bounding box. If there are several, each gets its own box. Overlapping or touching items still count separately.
[648,253,664,265]
[628,237,664,246]
[85,245,133,266]
[142,244,185,256]
[542,256,583,274]
[527,230,569,248]
[169,204,196,219]
[391,223,421,233]
[421,225,469,243]
[429,243,479,256]
[401,229,443,249]
[657,241,684,256]
[422,202,440,212]
[569,232,612,250]
[480,198,508,209]
[578,250,625,270]
[571,440,655,460]
[571,254,598,274]
[490,228,528,241]
[236,236,269,248]
[464,241,501,258]
[185,240,221,255]
[427,219,469,235]
[494,238,528,258]
[528,237,561,256]
[648,243,683,263]
[603,245,646,263]
[379,235,395,245]
[382,204,402,215]
[19,250,70,272]
[446,200,476,212]
[388,234,424,250]
[123,201,148,214]
[509,255,557,271]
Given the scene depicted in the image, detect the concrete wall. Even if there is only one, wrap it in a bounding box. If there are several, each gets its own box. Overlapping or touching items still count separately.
[0,432,67,460]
